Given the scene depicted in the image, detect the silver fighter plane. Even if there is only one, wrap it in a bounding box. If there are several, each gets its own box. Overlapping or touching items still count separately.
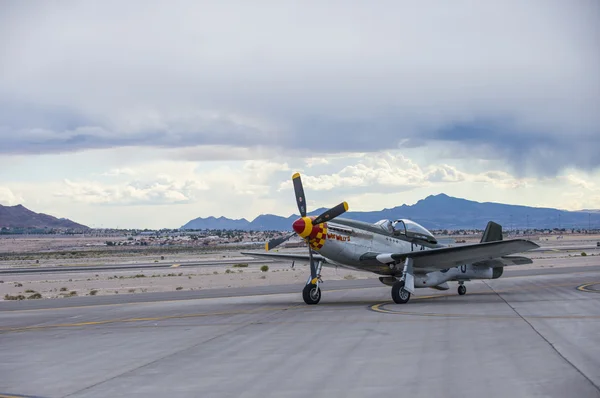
[242,173,539,305]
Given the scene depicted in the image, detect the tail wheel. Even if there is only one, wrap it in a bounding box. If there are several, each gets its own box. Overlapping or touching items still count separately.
[391,281,411,304]
[303,283,321,305]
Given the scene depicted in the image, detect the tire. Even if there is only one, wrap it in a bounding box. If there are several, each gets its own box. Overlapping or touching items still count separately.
[458,285,466,295]
[391,281,411,304]
[302,283,321,305]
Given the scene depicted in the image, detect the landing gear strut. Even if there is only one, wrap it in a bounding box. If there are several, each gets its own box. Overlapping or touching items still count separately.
[303,260,323,305]
[458,282,467,296]
[391,258,414,304]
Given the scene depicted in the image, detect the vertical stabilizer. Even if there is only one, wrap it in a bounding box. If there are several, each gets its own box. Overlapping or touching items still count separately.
[481,221,503,243]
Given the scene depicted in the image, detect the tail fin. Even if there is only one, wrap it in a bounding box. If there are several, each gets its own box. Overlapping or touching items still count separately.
[481,221,503,243]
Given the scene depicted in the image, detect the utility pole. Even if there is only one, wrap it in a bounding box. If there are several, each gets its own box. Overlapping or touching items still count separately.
[526,214,529,238]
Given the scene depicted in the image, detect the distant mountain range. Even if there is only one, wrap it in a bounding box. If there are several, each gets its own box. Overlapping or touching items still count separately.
[181,194,600,231]
[0,204,89,230]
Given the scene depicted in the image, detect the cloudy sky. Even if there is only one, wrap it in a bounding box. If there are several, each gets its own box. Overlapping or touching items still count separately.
[1,0,599,228]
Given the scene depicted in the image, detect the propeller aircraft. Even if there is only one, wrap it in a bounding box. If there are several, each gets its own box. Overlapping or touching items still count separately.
[242,173,540,305]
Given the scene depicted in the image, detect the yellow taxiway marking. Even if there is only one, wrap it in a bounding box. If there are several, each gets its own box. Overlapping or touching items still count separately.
[1,285,390,314]
[170,264,181,268]
[577,282,600,293]
[371,280,600,319]
[3,275,598,315]
[369,302,600,320]
[367,280,592,304]
[0,306,300,333]
[0,394,37,398]
[3,280,599,333]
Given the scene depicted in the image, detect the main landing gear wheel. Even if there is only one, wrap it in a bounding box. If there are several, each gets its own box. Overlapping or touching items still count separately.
[458,284,467,295]
[391,281,411,304]
[303,283,321,305]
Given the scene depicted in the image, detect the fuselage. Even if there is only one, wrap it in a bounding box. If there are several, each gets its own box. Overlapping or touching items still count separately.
[310,218,440,271]
[308,218,501,288]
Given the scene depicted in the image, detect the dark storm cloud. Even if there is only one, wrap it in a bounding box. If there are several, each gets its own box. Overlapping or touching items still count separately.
[0,0,598,175]
[430,119,600,176]
[0,101,279,154]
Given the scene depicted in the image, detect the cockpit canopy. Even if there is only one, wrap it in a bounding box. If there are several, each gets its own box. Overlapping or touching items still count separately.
[374,219,437,244]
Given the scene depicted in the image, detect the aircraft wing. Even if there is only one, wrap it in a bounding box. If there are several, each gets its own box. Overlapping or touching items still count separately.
[240,251,325,263]
[471,256,533,268]
[370,239,539,271]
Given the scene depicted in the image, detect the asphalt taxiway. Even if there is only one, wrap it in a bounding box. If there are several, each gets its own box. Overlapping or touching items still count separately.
[1,267,599,398]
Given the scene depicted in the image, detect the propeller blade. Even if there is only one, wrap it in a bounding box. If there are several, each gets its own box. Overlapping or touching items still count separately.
[312,201,349,225]
[265,232,295,251]
[292,173,307,217]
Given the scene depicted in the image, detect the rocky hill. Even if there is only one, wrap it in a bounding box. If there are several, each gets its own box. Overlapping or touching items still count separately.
[181,194,600,231]
[0,204,89,230]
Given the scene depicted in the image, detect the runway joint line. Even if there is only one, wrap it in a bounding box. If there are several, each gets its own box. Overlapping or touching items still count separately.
[482,280,600,394]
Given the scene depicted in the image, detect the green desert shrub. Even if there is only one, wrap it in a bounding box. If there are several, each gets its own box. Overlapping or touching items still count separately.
[5,294,26,300]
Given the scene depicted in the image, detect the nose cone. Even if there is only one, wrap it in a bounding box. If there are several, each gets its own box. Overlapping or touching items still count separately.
[292,218,306,234]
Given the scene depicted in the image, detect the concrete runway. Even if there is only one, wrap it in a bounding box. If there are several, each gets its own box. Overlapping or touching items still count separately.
[1,268,600,397]
[0,258,271,275]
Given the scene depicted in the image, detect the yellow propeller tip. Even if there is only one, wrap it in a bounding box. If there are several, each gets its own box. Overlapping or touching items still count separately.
[265,242,269,251]
[343,201,349,211]
[292,172,301,179]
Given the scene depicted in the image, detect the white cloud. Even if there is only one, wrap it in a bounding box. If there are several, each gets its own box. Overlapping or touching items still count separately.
[279,152,530,192]
[0,186,23,206]
[55,175,208,206]
[305,158,330,168]
[561,174,596,190]
[100,168,137,177]
[425,165,466,183]
[0,151,598,228]
[469,171,532,189]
